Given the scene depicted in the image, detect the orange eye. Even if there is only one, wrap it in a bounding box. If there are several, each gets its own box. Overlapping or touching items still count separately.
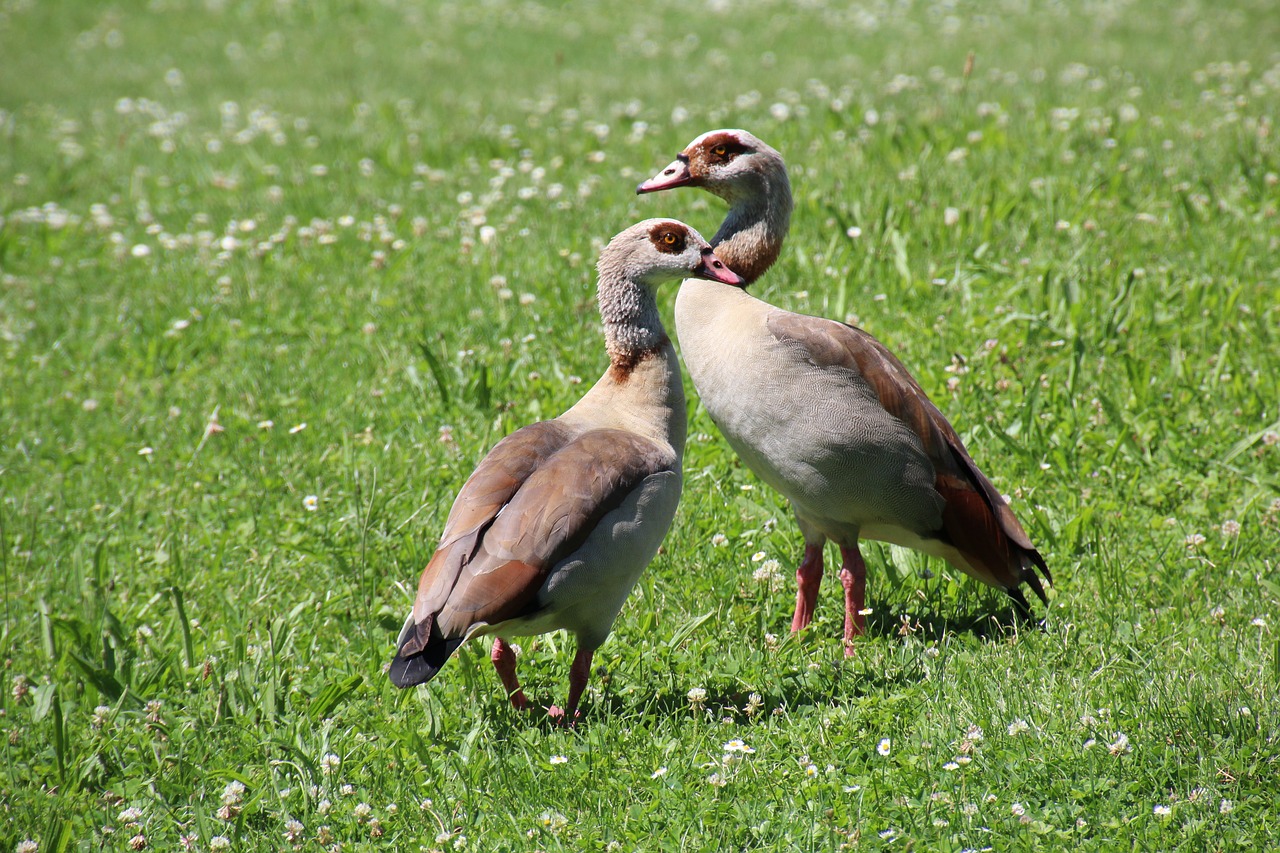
[713,145,727,156]
[663,233,677,245]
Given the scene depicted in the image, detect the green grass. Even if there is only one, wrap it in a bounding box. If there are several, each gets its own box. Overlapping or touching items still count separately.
[3,0,1279,849]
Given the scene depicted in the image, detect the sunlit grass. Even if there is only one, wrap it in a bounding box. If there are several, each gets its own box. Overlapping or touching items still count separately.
[2,0,1278,850]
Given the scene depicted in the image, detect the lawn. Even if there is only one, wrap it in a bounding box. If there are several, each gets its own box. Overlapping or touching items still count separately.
[2,0,1278,849]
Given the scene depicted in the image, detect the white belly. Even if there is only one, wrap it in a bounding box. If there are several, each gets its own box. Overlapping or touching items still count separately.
[675,283,943,542]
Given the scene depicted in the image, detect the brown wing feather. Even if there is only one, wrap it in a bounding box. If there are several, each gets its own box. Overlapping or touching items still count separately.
[408,420,573,623]
[766,311,1050,600]
[413,426,674,637]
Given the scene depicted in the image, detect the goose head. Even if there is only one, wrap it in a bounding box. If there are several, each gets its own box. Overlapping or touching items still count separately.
[636,129,786,206]
[599,219,745,289]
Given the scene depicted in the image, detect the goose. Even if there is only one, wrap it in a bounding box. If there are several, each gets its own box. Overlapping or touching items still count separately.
[637,129,1051,653]
[389,219,744,719]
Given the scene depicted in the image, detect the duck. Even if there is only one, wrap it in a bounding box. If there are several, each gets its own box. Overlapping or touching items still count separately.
[389,219,745,719]
[637,129,1051,653]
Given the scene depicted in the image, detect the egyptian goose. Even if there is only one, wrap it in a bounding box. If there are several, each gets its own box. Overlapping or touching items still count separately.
[389,219,744,719]
[637,129,1051,653]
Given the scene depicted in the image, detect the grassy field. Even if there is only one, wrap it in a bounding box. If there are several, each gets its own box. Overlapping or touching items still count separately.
[3,0,1279,849]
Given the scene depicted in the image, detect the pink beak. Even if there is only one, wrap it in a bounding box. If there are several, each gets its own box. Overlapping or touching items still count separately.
[636,157,693,194]
[693,249,745,287]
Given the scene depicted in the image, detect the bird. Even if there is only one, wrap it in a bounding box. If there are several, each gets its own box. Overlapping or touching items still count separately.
[637,129,1051,654]
[389,219,745,720]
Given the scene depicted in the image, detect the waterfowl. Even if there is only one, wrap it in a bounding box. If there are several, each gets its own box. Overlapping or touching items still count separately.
[638,130,1050,653]
[389,219,744,718]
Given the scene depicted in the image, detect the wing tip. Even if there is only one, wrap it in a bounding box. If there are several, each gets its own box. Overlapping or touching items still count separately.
[1022,548,1052,606]
[388,616,463,689]
[388,637,463,688]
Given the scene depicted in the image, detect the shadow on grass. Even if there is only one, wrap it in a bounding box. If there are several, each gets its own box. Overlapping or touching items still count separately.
[575,601,1047,727]
[412,598,1049,732]
[862,599,1046,643]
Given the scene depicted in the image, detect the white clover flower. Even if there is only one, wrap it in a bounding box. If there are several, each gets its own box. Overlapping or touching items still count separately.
[1185,533,1206,548]
[1108,732,1131,755]
[353,802,371,820]
[711,533,728,546]
[707,772,727,787]
[1220,799,1233,814]
[221,781,245,806]
[320,753,340,774]
[1251,617,1266,628]
[283,820,304,843]
[687,687,707,709]
[1221,519,1241,536]
[1007,719,1030,736]
[16,841,38,853]
[209,839,230,852]
[118,807,143,824]
[1011,803,1026,816]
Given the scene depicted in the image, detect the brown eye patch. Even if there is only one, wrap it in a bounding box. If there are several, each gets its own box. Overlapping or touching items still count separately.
[700,132,750,163]
[649,222,687,254]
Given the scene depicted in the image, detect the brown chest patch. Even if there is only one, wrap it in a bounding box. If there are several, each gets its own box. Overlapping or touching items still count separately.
[608,337,669,382]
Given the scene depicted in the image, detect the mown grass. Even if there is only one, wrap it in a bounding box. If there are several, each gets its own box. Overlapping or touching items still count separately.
[2,0,1278,850]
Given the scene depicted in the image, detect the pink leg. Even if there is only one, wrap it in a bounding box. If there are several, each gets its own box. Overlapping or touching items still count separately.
[548,647,593,726]
[791,544,825,633]
[839,545,868,656]
[490,638,529,711]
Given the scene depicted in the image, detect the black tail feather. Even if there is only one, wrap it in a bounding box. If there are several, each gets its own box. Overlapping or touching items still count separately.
[389,618,464,688]
[1005,586,1034,621]
[1021,549,1051,606]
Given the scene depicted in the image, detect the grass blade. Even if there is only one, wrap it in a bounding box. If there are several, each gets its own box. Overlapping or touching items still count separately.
[308,674,364,722]
[666,610,715,650]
